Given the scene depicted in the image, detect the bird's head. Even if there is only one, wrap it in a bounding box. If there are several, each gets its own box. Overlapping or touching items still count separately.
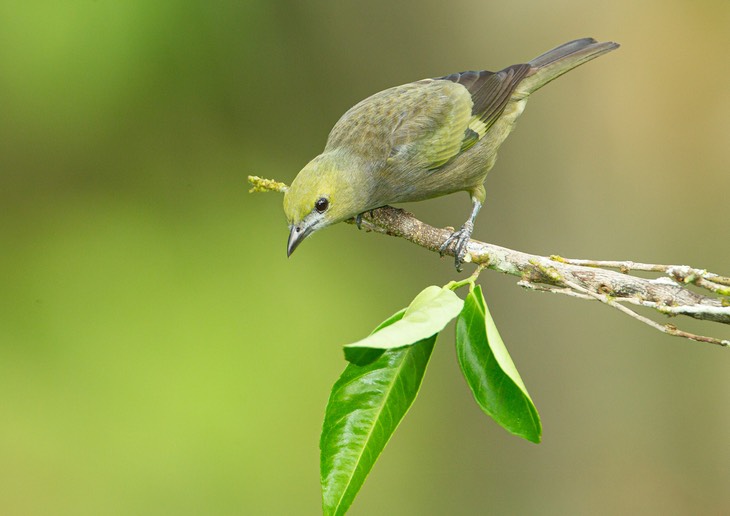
[283,152,360,257]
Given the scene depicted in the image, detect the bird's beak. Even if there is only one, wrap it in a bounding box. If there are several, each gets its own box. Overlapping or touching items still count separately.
[287,224,312,257]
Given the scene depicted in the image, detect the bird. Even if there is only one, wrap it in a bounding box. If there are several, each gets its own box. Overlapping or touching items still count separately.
[283,38,619,271]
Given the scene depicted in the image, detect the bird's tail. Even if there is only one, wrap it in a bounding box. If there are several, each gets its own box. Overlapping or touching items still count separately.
[517,38,619,95]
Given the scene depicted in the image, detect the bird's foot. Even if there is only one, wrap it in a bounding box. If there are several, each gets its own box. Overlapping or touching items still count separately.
[355,210,376,230]
[439,221,474,272]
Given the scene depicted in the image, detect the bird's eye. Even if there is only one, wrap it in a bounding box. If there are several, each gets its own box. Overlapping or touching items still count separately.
[315,197,329,213]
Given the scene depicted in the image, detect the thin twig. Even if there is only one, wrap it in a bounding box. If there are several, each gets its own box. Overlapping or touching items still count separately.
[559,278,729,348]
[518,281,596,301]
[549,257,670,273]
[553,257,730,294]
[520,280,730,316]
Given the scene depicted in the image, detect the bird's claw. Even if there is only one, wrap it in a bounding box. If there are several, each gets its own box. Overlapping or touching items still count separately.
[355,210,376,230]
[439,221,474,272]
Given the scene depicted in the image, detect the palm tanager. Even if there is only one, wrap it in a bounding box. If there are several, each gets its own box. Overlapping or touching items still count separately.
[283,37,619,270]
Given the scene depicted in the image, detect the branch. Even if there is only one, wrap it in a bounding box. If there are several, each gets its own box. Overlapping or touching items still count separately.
[249,176,730,348]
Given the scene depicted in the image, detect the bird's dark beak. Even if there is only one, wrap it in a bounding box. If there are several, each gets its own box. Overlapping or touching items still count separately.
[287,224,310,257]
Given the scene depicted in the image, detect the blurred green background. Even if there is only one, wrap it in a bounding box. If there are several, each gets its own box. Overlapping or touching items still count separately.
[1,1,729,514]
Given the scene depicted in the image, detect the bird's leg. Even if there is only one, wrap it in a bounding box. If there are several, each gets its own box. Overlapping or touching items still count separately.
[439,199,482,272]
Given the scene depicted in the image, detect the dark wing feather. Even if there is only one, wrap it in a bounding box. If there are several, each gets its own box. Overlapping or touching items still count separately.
[440,64,531,139]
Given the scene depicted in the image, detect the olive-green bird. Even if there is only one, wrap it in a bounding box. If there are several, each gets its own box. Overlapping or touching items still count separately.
[284,38,619,270]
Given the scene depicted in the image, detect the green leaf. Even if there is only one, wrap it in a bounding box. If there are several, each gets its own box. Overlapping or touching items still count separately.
[343,309,406,366]
[321,310,436,516]
[344,286,463,364]
[455,285,541,443]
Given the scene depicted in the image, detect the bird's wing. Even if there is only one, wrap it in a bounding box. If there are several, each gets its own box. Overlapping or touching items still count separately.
[325,80,473,171]
[440,64,531,152]
[324,64,530,172]
[385,80,474,170]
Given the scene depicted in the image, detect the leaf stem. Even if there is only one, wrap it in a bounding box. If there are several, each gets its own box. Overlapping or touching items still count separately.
[446,265,486,292]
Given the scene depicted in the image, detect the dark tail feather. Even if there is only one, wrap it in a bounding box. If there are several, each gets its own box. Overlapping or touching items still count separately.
[518,38,619,94]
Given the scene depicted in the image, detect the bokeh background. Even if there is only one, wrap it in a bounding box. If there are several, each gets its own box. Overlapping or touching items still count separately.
[1,1,728,514]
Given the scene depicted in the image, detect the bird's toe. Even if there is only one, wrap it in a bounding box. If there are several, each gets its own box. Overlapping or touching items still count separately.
[439,234,454,257]
[453,235,470,272]
[444,221,474,272]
